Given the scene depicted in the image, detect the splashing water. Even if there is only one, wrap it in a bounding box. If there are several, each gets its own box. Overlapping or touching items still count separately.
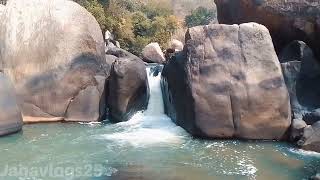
[102,65,186,146]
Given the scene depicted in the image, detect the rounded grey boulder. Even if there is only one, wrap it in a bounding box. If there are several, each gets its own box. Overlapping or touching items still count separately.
[106,48,149,122]
[298,121,320,152]
[142,43,165,63]
[170,39,184,52]
[0,73,23,136]
[0,0,108,122]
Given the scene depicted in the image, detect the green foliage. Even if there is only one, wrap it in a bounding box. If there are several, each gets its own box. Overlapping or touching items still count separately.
[132,12,152,37]
[185,7,216,28]
[74,0,179,56]
[84,0,109,31]
[140,0,172,19]
[130,36,150,56]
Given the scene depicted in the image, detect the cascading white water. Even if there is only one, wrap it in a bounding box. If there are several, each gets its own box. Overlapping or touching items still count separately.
[103,65,185,146]
[144,66,165,116]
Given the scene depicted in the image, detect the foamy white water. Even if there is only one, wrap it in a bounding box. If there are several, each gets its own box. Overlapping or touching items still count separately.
[289,147,320,157]
[102,65,186,146]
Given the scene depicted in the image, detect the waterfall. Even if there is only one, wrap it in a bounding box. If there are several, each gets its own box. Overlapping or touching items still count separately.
[102,64,185,146]
[144,65,165,116]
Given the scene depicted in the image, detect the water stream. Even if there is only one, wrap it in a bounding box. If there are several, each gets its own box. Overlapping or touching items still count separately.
[0,65,319,180]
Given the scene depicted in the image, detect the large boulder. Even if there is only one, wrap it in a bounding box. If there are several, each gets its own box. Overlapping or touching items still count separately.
[290,118,307,142]
[303,109,320,125]
[161,23,291,139]
[106,47,149,122]
[0,0,108,122]
[298,121,320,152]
[0,73,23,136]
[280,41,320,120]
[170,39,184,52]
[214,0,320,59]
[142,43,166,64]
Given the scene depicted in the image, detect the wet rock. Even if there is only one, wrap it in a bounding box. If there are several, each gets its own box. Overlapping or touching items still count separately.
[0,73,23,136]
[149,65,163,77]
[107,48,149,122]
[311,173,320,180]
[298,121,320,152]
[161,23,291,139]
[214,0,320,59]
[303,109,320,125]
[142,43,166,64]
[281,41,320,120]
[0,0,108,122]
[290,118,307,142]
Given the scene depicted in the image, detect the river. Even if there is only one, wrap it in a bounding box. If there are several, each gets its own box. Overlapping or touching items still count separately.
[0,65,319,180]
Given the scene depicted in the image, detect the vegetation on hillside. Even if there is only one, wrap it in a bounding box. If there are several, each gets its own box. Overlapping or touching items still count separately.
[185,7,216,28]
[74,0,180,56]
[74,0,216,56]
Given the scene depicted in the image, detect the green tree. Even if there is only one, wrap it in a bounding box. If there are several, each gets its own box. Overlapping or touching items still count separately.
[75,0,109,35]
[141,0,172,19]
[185,7,216,28]
[132,12,152,37]
[74,0,179,56]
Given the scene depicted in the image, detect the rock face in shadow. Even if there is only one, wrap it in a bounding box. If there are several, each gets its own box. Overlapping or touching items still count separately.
[161,23,291,140]
[280,41,320,120]
[0,73,23,136]
[0,0,108,122]
[106,47,149,122]
[280,41,320,152]
[214,0,320,59]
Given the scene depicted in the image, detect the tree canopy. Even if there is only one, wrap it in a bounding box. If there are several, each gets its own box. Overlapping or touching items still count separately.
[74,0,180,56]
[185,7,216,28]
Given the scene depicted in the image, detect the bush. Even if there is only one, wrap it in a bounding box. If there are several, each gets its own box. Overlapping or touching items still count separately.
[185,7,216,28]
[74,0,179,56]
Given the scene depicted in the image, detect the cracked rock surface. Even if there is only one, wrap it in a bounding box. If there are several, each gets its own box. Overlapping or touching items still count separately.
[161,23,291,139]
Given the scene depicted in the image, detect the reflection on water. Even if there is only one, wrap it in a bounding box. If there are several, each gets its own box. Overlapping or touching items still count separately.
[0,66,318,179]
